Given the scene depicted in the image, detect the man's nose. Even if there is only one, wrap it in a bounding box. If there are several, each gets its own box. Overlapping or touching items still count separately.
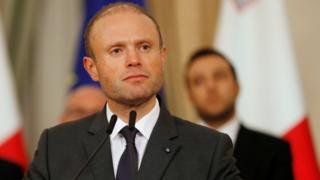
[207,79,217,90]
[126,48,141,67]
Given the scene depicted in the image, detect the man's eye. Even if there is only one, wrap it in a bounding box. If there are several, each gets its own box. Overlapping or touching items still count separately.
[140,44,151,52]
[193,78,204,86]
[214,72,227,80]
[110,48,122,56]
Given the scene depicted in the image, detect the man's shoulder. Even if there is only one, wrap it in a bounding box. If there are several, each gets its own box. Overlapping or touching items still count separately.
[46,113,97,138]
[234,126,293,179]
[237,125,290,151]
[171,116,228,142]
[0,159,23,179]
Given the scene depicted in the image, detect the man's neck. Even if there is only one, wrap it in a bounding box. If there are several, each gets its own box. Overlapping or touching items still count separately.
[204,111,236,130]
[107,96,157,123]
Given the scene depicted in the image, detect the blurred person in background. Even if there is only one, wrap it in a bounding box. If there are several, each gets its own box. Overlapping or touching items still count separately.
[185,48,294,180]
[59,85,106,123]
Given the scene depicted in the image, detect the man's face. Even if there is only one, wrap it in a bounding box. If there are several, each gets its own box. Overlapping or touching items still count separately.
[187,55,239,120]
[59,86,106,123]
[84,12,166,106]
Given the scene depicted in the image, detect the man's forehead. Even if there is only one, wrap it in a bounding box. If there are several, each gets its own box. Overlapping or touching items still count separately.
[91,11,156,36]
[89,13,159,50]
[93,11,142,27]
[99,8,144,20]
[188,56,231,79]
[98,4,143,17]
[191,55,230,70]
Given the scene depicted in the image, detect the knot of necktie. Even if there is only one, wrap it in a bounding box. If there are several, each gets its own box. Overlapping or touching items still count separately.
[120,126,138,145]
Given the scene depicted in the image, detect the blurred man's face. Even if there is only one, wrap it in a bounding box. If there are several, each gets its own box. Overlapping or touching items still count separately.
[59,86,106,123]
[84,12,166,106]
[187,55,239,122]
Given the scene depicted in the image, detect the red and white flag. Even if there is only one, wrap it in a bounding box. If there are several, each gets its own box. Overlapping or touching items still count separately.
[0,16,28,170]
[215,0,320,179]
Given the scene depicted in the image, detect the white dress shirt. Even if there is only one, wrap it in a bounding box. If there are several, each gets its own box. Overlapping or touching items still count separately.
[106,99,160,176]
[197,115,241,145]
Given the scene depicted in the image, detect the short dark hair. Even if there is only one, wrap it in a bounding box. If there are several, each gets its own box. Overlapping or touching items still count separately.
[185,48,238,86]
[84,2,164,58]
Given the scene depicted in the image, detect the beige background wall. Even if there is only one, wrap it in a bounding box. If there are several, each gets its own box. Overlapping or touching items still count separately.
[0,0,319,163]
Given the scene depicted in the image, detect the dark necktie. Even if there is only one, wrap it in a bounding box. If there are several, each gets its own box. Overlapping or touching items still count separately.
[116,126,138,180]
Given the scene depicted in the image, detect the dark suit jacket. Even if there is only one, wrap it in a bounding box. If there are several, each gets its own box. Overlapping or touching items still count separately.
[26,104,241,180]
[0,158,23,180]
[234,125,293,180]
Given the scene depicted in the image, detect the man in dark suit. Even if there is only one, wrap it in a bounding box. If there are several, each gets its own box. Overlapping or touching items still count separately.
[26,3,240,180]
[185,48,294,180]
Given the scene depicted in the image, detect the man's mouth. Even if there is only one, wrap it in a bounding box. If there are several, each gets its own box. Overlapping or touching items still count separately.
[123,74,149,81]
[207,95,220,103]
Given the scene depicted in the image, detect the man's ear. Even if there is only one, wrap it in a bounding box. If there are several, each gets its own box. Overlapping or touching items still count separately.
[187,86,196,105]
[83,56,99,81]
[160,47,167,66]
[234,81,240,97]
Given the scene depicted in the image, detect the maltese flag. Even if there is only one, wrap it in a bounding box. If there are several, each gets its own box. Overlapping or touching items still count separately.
[215,0,320,179]
[0,16,28,170]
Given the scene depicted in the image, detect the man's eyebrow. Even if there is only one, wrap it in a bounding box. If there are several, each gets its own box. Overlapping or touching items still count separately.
[104,41,126,50]
[105,38,155,49]
[136,38,154,43]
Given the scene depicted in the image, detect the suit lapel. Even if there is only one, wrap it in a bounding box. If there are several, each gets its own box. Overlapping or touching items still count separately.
[138,104,181,180]
[234,125,243,157]
[234,125,249,157]
[234,125,258,178]
[83,107,115,180]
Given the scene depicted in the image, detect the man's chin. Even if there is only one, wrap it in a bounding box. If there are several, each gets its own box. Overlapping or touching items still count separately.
[197,105,235,122]
[118,92,154,106]
[108,82,161,106]
[202,107,224,116]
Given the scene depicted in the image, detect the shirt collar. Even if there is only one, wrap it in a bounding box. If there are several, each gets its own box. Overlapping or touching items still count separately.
[198,115,241,145]
[107,99,160,140]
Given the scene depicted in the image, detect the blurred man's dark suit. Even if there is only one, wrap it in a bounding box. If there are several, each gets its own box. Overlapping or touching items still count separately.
[0,158,23,180]
[234,125,293,180]
[26,103,241,180]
